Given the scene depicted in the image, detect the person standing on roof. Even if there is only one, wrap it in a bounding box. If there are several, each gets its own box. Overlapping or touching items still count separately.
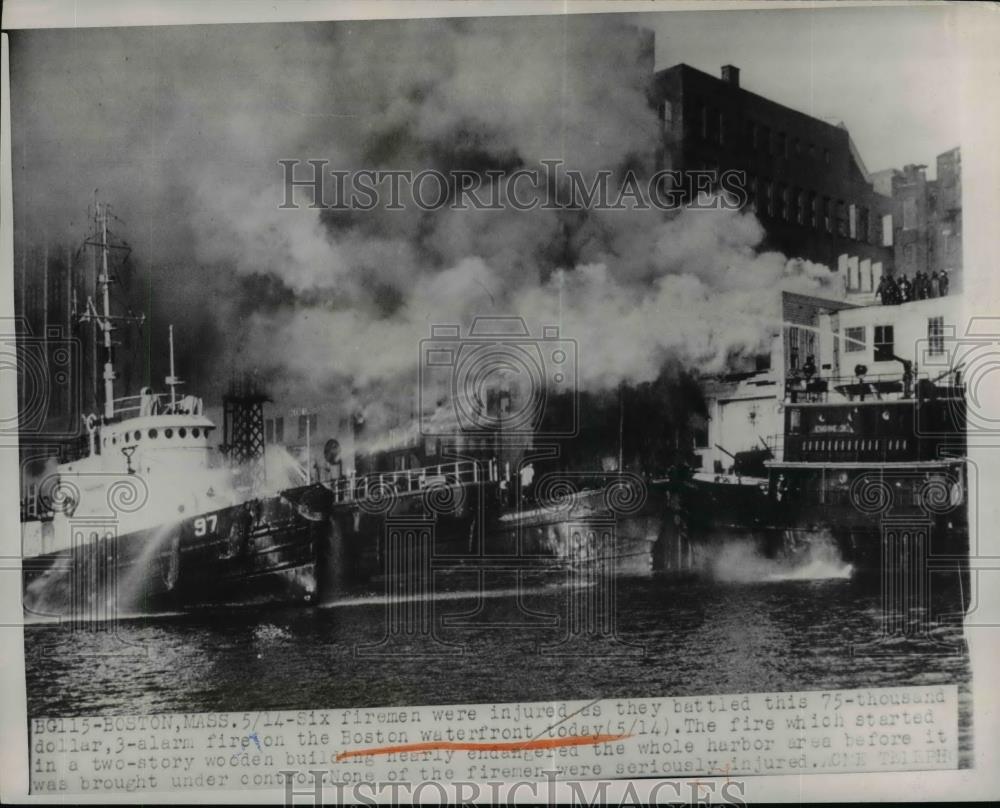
[897,273,911,303]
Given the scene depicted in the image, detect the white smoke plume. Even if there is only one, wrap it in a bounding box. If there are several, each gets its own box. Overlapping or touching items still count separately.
[241,206,837,398]
[10,16,843,432]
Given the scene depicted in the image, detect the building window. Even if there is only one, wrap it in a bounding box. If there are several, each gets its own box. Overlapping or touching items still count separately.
[693,425,708,449]
[788,326,801,370]
[778,131,787,157]
[265,418,274,444]
[836,200,847,236]
[699,102,708,139]
[274,416,284,443]
[874,325,894,362]
[747,175,758,212]
[861,259,873,292]
[660,99,673,133]
[298,413,318,440]
[764,179,774,217]
[823,197,832,233]
[882,214,894,247]
[808,142,816,159]
[795,188,806,225]
[793,137,801,155]
[777,184,788,219]
[928,317,945,355]
[824,148,831,165]
[717,109,725,144]
[845,326,866,353]
[786,326,817,372]
[809,192,818,228]
[858,207,869,243]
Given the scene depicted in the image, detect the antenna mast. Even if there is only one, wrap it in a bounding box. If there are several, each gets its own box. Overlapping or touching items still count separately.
[99,204,114,419]
[79,200,144,421]
[165,324,183,410]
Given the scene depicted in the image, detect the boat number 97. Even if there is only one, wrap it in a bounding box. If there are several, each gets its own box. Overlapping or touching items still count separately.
[193,515,218,536]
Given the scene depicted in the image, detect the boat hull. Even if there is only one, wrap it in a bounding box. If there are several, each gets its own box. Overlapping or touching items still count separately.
[334,477,670,585]
[22,486,337,620]
[676,465,970,598]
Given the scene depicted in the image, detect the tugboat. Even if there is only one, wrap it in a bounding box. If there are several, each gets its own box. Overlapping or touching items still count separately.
[21,204,336,620]
[762,356,967,578]
[679,323,969,589]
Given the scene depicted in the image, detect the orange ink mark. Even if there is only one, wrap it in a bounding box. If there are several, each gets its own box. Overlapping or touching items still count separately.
[335,733,631,762]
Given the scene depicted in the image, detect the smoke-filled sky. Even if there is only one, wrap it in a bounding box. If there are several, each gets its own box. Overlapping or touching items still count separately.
[8,9,952,422]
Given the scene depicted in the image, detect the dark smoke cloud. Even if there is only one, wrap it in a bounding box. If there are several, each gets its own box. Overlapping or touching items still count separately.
[10,15,839,428]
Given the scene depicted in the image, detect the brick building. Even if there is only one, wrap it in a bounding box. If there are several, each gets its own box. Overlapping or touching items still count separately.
[870,147,962,288]
[648,63,894,274]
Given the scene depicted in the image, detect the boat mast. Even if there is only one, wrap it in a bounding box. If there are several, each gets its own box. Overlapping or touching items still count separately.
[79,200,144,422]
[98,203,115,420]
[165,324,182,410]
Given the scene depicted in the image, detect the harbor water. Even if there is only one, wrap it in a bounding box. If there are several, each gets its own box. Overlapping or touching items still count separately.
[24,568,972,766]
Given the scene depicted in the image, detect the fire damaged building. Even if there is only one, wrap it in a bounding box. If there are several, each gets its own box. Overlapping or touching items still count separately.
[647,63,894,275]
[870,147,963,290]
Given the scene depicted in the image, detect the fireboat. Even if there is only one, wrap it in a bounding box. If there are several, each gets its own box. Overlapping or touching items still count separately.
[21,203,337,620]
[678,319,969,598]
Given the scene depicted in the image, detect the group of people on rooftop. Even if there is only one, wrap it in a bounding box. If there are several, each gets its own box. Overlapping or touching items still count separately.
[875,269,949,305]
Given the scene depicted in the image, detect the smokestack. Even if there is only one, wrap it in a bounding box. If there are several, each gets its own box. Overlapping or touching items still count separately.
[721,65,740,88]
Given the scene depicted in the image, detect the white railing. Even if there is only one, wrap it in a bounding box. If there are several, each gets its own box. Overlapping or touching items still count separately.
[111,392,204,420]
[322,460,483,505]
[111,393,161,420]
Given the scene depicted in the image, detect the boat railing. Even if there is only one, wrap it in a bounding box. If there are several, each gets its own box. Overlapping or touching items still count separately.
[784,371,963,404]
[112,393,163,419]
[111,392,205,420]
[324,459,484,505]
